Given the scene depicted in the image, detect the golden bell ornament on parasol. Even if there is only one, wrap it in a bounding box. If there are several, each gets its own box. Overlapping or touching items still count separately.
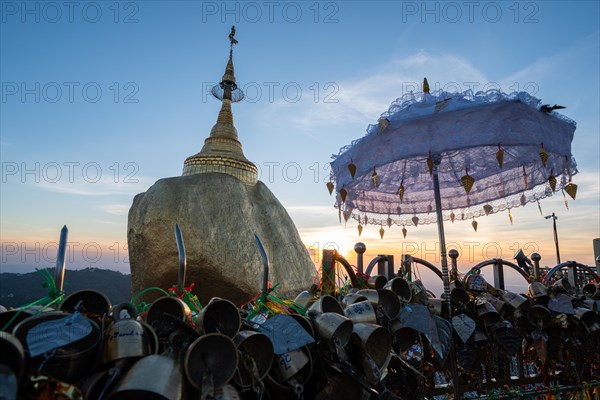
[412,216,419,227]
[471,218,478,232]
[387,217,392,228]
[483,204,492,216]
[548,175,557,192]
[508,209,513,224]
[397,182,405,202]
[379,227,385,239]
[339,188,347,203]
[326,181,334,195]
[450,211,455,223]
[539,146,548,167]
[564,182,577,199]
[357,224,363,236]
[427,154,433,175]
[460,174,475,194]
[378,117,390,132]
[496,145,504,168]
[348,162,357,179]
[402,226,407,238]
[371,168,378,187]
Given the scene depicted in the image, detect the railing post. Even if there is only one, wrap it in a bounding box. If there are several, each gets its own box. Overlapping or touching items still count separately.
[531,253,541,280]
[493,258,505,290]
[386,255,394,279]
[354,242,366,275]
[377,255,386,277]
[377,255,394,279]
[567,261,578,294]
[448,249,459,281]
[321,249,336,296]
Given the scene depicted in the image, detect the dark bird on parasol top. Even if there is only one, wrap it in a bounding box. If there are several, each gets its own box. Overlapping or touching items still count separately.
[540,104,565,113]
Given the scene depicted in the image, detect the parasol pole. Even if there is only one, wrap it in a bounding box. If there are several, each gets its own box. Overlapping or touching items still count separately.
[431,154,451,314]
[432,154,461,399]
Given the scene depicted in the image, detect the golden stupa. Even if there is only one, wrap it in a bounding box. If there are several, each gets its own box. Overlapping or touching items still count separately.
[182,27,258,185]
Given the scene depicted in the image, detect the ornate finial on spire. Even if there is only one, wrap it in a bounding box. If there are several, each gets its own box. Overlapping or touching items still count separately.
[182,26,257,184]
[211,25,244,103]
[229,25,238,51]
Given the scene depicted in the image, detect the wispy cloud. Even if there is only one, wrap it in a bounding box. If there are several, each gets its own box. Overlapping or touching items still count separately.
[263,52,490,133]
[34,176,157,197]
[99,204,130,215]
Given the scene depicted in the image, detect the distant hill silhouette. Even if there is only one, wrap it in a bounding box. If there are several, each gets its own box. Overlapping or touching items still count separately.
[0,268,131,308]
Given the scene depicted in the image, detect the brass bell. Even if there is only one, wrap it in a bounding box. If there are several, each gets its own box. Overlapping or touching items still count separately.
[13,311,101,383]
[450,287,470,307]
[384,277,413,303]
[499,290,530,310]
[270,348,312,384]
[351,323,393,374]
[465,274,488,292]
[572,307,597,330]
[551,277,574,294]
[481,293,506,315]
[196,297,241,338]
[473,298,501,327]
[185,333,239,390]
[307,295,344,320]
[527,282,549,300]
[344,300,377,324]
[526,305,553,328]
[102,319,152,364]
[0,332,25,385]
[388,320,418,352]
[232,330,274,389]
[145,296,193,340]
[60,289,112,323]
[341,293,369,307]
[357,289,401,320]
[313,313,353,346]
[107,354,184,400]
[367,275,388,290]
[583,283,600,299]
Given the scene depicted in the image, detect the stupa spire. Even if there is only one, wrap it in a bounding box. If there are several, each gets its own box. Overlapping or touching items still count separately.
[182,26,258,184]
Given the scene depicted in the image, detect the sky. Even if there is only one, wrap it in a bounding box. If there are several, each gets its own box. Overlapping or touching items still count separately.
[1,1,599,295]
